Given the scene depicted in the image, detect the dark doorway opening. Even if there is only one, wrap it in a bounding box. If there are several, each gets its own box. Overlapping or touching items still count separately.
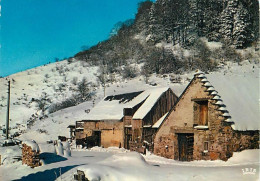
[124,128,132,149]
[178,133,194,161]
[93,131,101,147]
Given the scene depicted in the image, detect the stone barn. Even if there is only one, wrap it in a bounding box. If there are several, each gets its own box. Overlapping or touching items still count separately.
[154,70,259,161]
[75,87,178,151]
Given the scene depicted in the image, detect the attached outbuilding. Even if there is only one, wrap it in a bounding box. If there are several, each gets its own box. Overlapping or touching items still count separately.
[75,87,178,151]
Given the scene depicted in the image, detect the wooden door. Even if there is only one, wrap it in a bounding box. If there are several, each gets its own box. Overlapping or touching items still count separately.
[199,102,208,125]
[178,134,194,161]
[124,128,132,149]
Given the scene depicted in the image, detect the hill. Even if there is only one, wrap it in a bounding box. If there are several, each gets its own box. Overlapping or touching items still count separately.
[74,0,259,75]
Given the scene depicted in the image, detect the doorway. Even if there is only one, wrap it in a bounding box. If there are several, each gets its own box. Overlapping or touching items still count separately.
[178,133,194,161]
[93,131,101,146]
[124,128,132,149]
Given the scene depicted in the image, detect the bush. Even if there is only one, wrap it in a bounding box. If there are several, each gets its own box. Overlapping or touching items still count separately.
[212,43,242,63]
[122,65,137,79]
[35,92,51,115]
[48,96,78,114]
[37,129,48,134]
[48,78,96,114]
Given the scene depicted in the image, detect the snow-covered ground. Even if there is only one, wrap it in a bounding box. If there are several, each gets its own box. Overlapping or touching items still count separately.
[0,145,259,181]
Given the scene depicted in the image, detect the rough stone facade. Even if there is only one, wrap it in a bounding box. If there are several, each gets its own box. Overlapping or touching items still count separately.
[83,120,124,148]
[154,75,259,161]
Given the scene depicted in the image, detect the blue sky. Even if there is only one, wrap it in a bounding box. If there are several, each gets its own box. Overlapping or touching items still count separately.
[0,0,154,77]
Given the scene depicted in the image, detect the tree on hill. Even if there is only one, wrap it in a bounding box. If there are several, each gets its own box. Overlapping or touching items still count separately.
[77,77,93,101]
[35,92,51,115]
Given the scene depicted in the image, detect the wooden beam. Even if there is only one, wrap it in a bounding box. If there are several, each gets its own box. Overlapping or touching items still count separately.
[191,97,209,101]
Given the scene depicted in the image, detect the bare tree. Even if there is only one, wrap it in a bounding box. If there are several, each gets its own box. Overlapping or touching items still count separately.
[35,92,51,115]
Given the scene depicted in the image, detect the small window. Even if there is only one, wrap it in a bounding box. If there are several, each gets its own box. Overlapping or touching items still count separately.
[204,141,209,151]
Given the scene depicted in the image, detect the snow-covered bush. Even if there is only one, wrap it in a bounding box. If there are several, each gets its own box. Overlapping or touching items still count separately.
[55,140,71,157]
[48,96,78,114]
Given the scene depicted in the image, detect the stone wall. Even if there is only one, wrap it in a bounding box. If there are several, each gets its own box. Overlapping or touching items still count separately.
[155,134,176,159]
[154,78,212,160]
[83,120,124,148]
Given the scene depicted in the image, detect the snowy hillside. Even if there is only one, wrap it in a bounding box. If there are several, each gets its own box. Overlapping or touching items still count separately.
[0,59,97,133]
[0,58,258,143]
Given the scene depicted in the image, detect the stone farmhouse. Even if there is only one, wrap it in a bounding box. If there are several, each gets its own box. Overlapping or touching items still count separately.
[75,87,178,151]
[154,70,259,161]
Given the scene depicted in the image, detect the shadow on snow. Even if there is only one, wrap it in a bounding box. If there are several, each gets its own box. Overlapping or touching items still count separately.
[13,164,83,181]
[40,152,68,165]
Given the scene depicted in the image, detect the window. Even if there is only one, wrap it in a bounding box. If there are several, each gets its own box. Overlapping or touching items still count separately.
[204,141,209,151]
[193,100,208,125]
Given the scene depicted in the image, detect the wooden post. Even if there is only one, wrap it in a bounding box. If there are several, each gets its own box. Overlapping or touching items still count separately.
[6,80,10,139]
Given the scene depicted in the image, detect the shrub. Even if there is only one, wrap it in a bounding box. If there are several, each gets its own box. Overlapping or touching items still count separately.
[48,96,78,114]
[122,65,137,79]
[34,92,51,115]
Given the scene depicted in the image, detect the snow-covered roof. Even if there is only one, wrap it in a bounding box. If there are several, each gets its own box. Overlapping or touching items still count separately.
[152,112,168,128]
[201,71,259,131]
[83,91,143,121]
[132,87,169,119]
[22,140,40,152]
[84,87,170,121]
